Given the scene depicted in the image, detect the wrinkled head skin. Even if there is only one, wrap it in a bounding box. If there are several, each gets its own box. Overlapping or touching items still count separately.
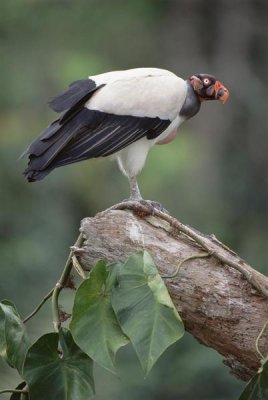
[190,74,229,103]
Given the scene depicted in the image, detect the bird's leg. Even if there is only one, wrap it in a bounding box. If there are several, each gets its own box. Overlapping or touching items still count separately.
[127,175,169,214]
[129,175,143,201]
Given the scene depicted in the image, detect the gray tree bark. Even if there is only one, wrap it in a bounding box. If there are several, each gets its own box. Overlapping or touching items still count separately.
[77,205,268,381]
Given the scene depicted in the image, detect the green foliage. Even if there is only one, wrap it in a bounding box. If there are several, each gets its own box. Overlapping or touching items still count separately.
[0,251,186,399]
[70,253,184,377]
[23,328,94,400]
[238,358,268,400]
[0,300,30,375]
[111,252,184,375]
[70,260,129,373]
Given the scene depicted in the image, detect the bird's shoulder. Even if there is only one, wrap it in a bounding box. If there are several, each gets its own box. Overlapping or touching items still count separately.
[89,67,179,84]
[87,68,187,120]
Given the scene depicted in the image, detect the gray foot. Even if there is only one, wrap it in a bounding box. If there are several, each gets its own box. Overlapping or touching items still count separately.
[140,199,169,214]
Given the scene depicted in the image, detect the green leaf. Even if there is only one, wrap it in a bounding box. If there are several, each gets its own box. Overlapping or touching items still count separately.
[70,260,129,373]
[0,300,30,374]
[111,251,185,375]
[23,328,94,400]
[239,358,268,399]
[0,304,7,360]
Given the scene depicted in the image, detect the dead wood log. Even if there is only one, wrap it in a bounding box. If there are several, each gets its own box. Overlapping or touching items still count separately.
[78,203,268,381]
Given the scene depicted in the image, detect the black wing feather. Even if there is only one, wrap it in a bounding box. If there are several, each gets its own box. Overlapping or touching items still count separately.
[23,108,171,182]
[22,80,171,182]
[48,79,103,113]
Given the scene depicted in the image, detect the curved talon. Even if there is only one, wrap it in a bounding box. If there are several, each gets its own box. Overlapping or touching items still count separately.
[139,200,156,215]
[139,200,169,215]
[147,200,169,214]
[110,198,169,216]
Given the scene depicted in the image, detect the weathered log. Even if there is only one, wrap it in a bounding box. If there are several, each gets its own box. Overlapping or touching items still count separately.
[78,204,268,381]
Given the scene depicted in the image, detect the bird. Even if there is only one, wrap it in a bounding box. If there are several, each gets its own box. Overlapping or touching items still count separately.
[22,68,229,203]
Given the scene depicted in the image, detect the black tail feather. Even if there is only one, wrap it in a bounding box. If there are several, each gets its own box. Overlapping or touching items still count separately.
[23,167,52,182]
[22,79,107,182]
[22,108,96,181]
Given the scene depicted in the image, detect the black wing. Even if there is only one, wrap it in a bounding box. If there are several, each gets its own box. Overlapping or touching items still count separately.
[48,79,104,113]
[22,82,171,182]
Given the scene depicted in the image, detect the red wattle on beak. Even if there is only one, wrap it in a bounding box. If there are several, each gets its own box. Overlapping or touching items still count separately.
[214,80,229,103]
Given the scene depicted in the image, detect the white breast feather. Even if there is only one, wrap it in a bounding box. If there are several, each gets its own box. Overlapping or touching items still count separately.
[115,138,154,177]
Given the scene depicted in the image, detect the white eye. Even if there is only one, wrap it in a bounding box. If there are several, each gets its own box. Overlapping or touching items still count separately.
[203,78,210,85]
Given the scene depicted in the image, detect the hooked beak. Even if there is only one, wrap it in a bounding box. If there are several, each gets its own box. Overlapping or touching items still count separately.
[214,80,229,103]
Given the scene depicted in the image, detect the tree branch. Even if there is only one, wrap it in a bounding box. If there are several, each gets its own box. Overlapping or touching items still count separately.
[77,202,268,381]
[109,201,268,298]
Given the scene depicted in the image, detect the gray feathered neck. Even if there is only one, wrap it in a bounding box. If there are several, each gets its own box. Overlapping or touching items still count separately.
[179,80,201,120]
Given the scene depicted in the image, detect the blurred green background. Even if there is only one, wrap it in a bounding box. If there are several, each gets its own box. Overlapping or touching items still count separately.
[1,0,268,398]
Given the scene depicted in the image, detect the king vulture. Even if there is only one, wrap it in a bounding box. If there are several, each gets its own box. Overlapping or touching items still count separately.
[22,68,229,201]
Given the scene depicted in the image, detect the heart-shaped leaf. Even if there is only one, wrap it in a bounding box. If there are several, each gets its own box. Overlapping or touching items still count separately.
[23,328,94,400]
[0,300,30,374]
[111,251,184,375]
[70,261,129,373]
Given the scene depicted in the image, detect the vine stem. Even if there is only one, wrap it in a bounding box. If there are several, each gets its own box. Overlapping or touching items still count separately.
[0,389,27,394]
[23,288,54,323]
[255,319,268,360]
[107,201,268,299]
[51,233,84,332]
[162,253,211,279]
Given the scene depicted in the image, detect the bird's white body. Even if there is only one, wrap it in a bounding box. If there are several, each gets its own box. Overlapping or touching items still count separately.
[86,68,187,177]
